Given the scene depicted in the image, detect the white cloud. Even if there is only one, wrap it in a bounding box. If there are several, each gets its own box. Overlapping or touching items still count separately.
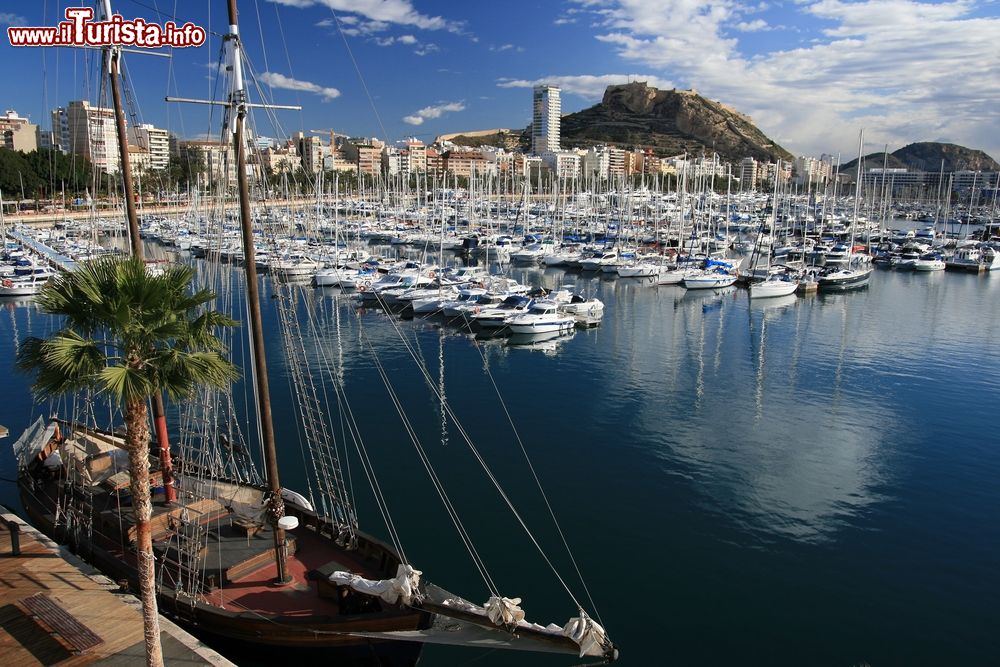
[735,19,770,32]
[415,43,439,56]
[269,0,463,32]
[497,74,676,98]
[0,12,26,25]
[402,101,465,125]
[259,72,341,100]
[398,34,417,44]
[568,0,1000,158]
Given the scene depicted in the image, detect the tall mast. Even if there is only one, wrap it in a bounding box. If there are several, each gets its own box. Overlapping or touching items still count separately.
[100,0,176,504]
[225,0,290,584]
[850,129,865,257]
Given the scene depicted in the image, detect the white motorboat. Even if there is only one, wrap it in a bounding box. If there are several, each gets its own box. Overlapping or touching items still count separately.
[0,275,49,297]
[559,295,605,325]
[912,253,946,272]
[508,300,576,335]
[470,295,533,328]
[682,271,738,290]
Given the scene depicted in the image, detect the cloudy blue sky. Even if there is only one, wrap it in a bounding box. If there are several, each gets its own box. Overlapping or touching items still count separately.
[2,0,999,160]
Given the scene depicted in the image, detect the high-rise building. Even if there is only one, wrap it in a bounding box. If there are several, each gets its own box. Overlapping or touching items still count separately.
[128,123,170,171]
[50,107,69,152]
[531,85,560,155]
[739,157,758,191]
[67,100,120,173]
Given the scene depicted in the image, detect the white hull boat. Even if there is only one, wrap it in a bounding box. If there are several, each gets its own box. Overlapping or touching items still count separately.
[749,277,798,298]
[683,272,738,290]
[508,301,576,335]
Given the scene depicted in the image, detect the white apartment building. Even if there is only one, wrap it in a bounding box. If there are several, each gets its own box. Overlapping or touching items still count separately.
[128,123,170,171]
[541,150,581,179]
[531,85,561,155]
[793,155,833,186]
[67,100,120,173]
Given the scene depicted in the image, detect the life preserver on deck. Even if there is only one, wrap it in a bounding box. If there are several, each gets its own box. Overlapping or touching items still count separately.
[2,279,12,288]
[429,270,437,278]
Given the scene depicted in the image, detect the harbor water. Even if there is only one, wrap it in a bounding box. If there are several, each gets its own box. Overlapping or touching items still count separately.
[1,257,998,666]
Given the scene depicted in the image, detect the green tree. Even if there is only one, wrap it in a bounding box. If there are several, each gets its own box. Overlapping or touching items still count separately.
[17,257,238,667]
[22,148,94,198]
[168,145,205,191]
[0,149,43,199]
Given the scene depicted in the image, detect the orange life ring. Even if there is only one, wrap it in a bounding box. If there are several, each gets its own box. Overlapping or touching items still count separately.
[2,279,12,288]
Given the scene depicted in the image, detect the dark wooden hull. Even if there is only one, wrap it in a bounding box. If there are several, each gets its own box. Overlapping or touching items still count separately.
[17,473,431,650]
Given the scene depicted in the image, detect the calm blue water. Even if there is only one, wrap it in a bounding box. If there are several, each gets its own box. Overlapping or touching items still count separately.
[1,257,999,666]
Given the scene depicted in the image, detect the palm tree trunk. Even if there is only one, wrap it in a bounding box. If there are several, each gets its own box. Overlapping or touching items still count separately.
[125,397,164,667]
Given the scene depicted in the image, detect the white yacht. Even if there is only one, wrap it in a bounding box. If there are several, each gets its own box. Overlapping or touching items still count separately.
[508,300,576,335]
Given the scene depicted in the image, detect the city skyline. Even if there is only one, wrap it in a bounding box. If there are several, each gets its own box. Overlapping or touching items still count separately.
[0,1,998,161]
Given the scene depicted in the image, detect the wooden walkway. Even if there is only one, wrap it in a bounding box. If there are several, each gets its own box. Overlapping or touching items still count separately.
[0,507,235,667]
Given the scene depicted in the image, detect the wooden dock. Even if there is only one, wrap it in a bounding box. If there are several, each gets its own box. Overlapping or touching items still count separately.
[0,507,235,667]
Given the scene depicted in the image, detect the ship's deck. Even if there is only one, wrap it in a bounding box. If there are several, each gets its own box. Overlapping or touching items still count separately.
[203,527,375,615]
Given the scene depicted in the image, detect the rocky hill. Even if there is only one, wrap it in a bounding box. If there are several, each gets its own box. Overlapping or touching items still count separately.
[557,82,793,162]
[842,142,999,173]
[445,129,523,151]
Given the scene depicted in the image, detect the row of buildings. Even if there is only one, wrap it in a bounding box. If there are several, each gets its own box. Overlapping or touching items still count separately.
[3,94,995,195]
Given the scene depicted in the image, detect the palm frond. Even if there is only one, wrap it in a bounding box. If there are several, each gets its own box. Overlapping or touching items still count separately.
[19,255,237,407]
[17,333,104,399]
[98,364,156,403]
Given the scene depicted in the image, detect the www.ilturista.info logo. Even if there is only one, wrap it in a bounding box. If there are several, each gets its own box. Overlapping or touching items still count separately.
[8,7,206,48]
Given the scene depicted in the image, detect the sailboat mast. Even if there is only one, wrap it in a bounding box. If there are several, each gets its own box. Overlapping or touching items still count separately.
[850,130,865,254]
[101,0,177,504]
[226,0,290,584]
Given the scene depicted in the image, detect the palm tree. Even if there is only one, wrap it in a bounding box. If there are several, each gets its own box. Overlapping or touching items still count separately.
[17,256,238,667]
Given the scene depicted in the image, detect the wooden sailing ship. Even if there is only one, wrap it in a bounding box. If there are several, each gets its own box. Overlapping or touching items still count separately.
[11,0,617,662]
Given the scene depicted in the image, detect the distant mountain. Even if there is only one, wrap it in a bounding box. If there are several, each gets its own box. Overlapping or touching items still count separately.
[557,82,793,163]
[443,129,524,151]
[842,142,999,173]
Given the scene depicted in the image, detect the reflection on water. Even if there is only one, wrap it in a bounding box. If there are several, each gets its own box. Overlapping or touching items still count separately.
[2,256,999,666]
[507,330,575,352]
